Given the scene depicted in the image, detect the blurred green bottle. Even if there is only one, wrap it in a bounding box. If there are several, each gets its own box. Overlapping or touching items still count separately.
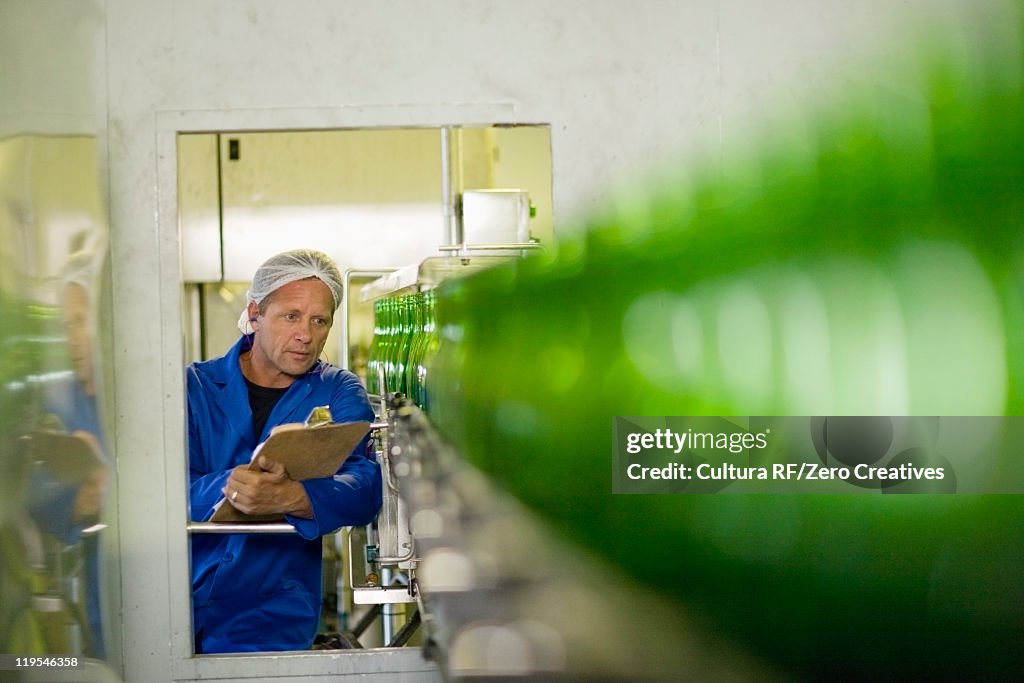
[425,12,1024,680]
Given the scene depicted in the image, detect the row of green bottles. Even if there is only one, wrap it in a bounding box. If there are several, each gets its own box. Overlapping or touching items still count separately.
[424,11,1024,680]
[365,291,438,409]
[365,294,414,397]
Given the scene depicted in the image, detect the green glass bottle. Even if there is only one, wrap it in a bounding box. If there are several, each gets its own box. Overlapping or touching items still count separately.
[380,296,399,396]
[386,294,417,397]
[409,289,438,410]
[365,299,386,395]
[402,292,426,403]
[373,297,392,395]
[425,14,1024,679]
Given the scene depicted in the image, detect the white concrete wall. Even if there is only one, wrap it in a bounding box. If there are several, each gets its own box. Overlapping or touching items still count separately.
[0,1,104,138]
[101,1,1016,681]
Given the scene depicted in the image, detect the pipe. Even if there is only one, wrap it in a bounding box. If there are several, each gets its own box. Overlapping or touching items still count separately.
[437,243,543,252]
[440,126,461,247]
[187,522,297,534]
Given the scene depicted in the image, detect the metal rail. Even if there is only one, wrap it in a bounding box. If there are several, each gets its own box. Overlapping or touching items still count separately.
[436,242,543,252]
[187,522,297,534]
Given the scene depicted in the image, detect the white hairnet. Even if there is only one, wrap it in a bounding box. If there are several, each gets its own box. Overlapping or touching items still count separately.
[237,249,343,335]
[60,249,98,292]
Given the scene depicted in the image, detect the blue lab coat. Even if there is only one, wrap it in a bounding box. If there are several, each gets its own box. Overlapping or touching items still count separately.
[187,336,381,653]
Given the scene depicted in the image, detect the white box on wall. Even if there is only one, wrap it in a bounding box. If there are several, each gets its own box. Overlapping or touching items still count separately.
[461,189,531,246]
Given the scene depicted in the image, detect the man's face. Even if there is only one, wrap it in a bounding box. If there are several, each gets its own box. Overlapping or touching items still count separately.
[61,282,93,392]
[248,277,334,385]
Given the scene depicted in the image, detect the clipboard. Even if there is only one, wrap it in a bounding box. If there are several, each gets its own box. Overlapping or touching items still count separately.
[25,429,106,485]
[209,419,371,523]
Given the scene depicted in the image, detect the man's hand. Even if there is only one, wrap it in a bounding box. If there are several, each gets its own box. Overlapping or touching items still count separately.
[71,430,108,523]
[72,467,108,522]
[223,455,313,518]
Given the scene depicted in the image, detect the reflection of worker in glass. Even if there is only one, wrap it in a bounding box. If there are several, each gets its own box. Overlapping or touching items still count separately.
[54,267,108,526]
[28,249,110,658]
[187,249,381,653]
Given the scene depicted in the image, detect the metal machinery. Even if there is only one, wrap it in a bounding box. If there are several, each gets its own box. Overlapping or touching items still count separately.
[338,234,785,683]
[344,405,420,650]
[342,248,543,657]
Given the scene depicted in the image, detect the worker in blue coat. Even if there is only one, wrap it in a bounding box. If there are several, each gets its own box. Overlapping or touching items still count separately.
[187,249,381,654]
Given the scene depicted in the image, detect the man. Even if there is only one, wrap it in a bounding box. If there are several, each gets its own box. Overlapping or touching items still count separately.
[187,249,381,654]
[28,248,111,658]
